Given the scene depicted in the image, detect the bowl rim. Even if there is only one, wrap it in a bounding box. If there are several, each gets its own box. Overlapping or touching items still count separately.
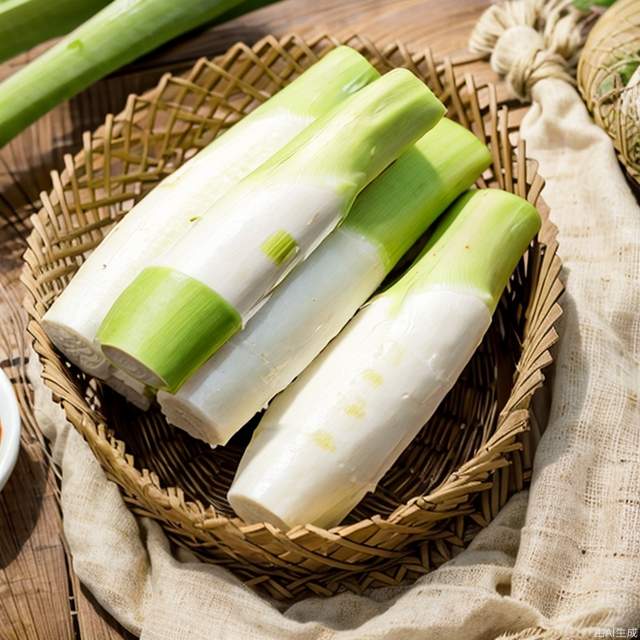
[0,368,20,491]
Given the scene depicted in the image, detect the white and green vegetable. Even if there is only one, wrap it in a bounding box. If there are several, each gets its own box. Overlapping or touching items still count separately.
[43,46,379,381]
[98,69,446,392]
[0,0,286,145]
[228,189,541,529]
[158,119,491,445]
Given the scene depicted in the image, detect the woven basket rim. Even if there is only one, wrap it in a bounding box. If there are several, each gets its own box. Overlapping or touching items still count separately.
[21,32,564,598]
[577,0,640,182]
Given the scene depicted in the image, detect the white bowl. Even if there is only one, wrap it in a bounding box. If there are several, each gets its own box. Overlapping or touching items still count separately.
[0,368,20,491]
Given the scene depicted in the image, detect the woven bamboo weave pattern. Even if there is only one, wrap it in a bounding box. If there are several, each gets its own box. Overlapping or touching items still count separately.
[22,33,563,601]
[578,0,640,184]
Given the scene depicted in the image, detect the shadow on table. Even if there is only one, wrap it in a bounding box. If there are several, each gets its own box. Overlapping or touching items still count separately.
[0,439,50,569]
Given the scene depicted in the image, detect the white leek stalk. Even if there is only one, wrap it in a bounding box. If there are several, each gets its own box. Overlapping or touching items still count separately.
[158,119,491,444]
[103,369,152,411]
[98,69,446,392]
[228,189,541,529]
[42,46,380,380]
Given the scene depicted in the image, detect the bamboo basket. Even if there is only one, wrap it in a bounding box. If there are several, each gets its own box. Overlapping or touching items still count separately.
[578,0,640,184]
[22,34,563,602]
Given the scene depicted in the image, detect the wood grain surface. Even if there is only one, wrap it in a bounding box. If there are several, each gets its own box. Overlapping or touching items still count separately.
[0,1,497,637]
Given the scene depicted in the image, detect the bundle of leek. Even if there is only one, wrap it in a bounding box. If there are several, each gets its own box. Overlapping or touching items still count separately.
[228,188,541,529]
[98,69,446,392]
[158,118,492,445]
[42,46,379,383]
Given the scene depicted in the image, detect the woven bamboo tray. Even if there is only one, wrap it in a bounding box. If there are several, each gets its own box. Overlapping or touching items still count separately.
[22,33,563,601]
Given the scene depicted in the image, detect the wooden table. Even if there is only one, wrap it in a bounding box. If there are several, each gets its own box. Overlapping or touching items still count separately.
[0,1,499,637]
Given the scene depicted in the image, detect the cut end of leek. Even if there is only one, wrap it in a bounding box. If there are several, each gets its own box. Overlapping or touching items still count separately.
[101,345,165,389]
[229,494,290,530]
[158,390,228,445]
[228,446,368,529]
[42,317,111,378]
[98,266,242,391]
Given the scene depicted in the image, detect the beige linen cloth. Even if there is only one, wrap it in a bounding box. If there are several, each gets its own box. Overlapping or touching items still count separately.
[26,6,640,640]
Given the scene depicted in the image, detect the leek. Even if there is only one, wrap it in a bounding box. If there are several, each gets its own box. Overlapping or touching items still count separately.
[0,0,266,146]
[158,119,491,445]
[98,69,446,392]
[103,370,153,411]
[0,0,110,63]
[228,189,541,529]
[42,46,379,379]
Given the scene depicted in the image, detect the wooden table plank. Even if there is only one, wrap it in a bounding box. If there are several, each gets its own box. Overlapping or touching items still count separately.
[0,268,133,640]
[72,574,137,640]
[125,0,493,71]
[0,442,74,640]
[0,2,494,637]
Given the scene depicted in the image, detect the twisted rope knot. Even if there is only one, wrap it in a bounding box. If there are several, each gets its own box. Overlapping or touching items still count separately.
[470,0,589,101]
